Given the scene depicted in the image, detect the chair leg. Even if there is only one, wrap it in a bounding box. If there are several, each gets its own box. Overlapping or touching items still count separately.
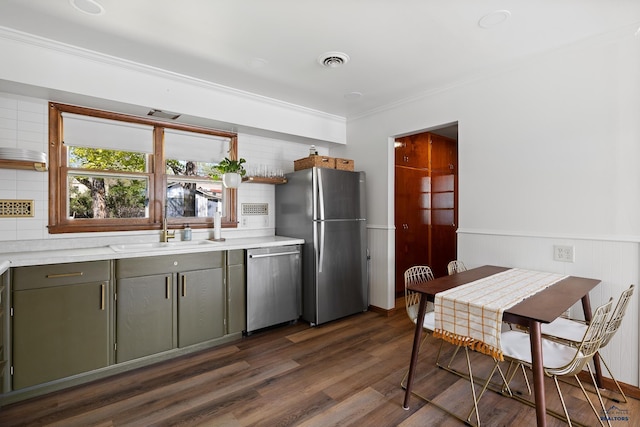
[464,347,482,426]
[433,338,448,368]
[581,364,612,427]
[438,344,461,370]
[553,375,574,427]
[519,363,532,395]
[501,361,528,397]
[597,355,628,403]
[406,343,514,427]
[463,350,516,426]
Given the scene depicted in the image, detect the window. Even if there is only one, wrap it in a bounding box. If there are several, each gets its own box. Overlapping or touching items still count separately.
[48,102,238,234]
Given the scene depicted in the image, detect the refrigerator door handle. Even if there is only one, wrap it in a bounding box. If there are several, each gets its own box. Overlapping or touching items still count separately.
[317,168,325,220]
[318,220,325,273]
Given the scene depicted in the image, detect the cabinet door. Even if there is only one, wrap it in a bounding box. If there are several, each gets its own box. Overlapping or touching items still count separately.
[429,134,457,277]
[116,274,175,363]
[227,250,246,335]
[0,271,6,392]
[395,134,429,167]
[394,164,430,293]
[12,282,110,389]
[177,268,224,347]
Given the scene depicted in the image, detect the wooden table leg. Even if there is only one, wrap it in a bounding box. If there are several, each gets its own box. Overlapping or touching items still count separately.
[581,294,604,388]
[529,321,547,427]
[403,295,427,410]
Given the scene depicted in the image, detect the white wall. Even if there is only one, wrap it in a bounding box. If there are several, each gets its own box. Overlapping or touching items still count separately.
[347,29,640,386]
[238,132,327,230]
[0,27,346,146]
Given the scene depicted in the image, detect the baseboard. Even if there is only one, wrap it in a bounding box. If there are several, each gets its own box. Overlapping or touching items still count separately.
[369,304,396,317]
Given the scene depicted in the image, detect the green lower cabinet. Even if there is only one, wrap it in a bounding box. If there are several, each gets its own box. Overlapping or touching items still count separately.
[4,251,244,399]
[177,268,224,348]
[115,252,225,363]
[226,250,246,335]
[116,274,175,363]
[11,261,111,390]
[0,270,7,393]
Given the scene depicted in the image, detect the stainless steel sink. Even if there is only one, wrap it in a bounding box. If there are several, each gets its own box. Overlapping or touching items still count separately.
[109,240,219,253]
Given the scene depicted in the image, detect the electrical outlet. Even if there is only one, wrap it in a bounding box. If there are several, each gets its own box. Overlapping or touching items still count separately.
[241,216,248,227]
[553,245,575,263]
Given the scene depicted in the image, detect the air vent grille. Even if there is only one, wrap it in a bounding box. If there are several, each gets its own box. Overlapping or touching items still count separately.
[242,203,268,216]
[0,200,34,217]
[317,51,350,68]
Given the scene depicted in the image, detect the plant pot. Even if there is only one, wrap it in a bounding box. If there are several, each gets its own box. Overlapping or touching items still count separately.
[222,172,242,188]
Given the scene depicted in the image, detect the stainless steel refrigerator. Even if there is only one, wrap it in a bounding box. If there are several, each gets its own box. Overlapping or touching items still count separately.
[275,167,368,326]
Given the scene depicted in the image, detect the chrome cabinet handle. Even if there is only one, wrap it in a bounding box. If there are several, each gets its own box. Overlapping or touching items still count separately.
[166,276,171,299]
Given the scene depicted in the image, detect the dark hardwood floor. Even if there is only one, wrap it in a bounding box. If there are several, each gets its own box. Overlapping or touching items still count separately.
[1,303,638,426]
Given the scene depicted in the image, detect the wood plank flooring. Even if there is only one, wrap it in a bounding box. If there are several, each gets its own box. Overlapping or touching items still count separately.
[1,305,638,426]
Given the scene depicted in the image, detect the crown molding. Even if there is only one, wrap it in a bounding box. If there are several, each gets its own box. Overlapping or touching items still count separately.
[0,26,346,124]
[348,22,640,123]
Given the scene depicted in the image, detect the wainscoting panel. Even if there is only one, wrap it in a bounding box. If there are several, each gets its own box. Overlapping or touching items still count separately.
[367,226,395,311]
[458,231,639,387]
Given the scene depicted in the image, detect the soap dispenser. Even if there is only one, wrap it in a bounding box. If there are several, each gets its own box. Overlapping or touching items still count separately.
[183,224,192,241]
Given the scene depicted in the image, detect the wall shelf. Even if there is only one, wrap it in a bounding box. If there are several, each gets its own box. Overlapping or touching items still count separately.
[242,176,287,184]
[0,159,47,172]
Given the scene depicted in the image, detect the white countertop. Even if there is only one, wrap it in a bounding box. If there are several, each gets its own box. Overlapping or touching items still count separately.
[0,236,304,267]
[0,260,9,275]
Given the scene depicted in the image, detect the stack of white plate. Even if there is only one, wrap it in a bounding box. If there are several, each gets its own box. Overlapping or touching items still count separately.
[0,148,47,163]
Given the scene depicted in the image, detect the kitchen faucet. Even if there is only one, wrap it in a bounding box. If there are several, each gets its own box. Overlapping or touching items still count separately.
[162,217,175,242]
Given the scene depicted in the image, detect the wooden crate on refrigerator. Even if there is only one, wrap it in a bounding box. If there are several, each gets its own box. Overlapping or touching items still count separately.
[294,156,336,171]
[334,158,354,171]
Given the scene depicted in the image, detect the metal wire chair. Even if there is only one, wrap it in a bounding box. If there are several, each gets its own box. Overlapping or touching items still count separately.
[540,284,634,403]
[447,260,467,275]
[501,299,614,427]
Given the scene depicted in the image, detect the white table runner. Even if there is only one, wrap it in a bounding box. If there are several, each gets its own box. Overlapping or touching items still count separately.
[433,268,568,360]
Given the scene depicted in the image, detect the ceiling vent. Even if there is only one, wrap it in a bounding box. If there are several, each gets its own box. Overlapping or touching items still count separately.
[317,52,350,68]
[147,109,181,120]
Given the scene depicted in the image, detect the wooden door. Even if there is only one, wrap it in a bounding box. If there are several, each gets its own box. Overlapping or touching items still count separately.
[394,135,430,294]
[429,134,457,278]
[394,131,457,294]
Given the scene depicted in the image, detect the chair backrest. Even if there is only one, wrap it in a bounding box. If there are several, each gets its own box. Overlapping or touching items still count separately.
[601,284,635,347]
[550,298,613,377]
[404,266,434,322]
[447,260,467,275]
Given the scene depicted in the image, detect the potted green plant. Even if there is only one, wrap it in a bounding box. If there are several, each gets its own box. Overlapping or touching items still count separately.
[214,157,246,188]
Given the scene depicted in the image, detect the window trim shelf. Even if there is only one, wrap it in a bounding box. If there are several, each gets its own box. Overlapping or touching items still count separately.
[0,160,47,172]
[242,176,287,184]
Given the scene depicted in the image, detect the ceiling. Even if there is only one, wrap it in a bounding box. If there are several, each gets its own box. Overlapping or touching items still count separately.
[1,0,639,119]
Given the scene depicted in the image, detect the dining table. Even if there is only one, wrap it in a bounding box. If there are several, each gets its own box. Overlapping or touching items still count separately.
[401,265,602,427]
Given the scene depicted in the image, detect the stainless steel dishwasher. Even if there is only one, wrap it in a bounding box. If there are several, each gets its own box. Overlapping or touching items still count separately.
[246,245,302,334]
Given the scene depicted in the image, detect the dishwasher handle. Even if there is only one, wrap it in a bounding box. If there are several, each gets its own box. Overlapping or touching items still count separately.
[249,251,300,259]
